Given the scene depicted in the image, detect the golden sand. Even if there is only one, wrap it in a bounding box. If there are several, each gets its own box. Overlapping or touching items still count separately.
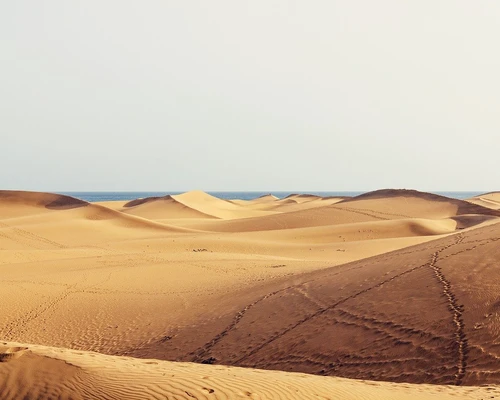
[1,189,499,399]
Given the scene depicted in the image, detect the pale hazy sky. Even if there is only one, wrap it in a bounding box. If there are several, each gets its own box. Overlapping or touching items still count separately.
[1,1,499,191]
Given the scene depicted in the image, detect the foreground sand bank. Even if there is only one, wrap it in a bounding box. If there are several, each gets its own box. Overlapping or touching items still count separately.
[1,341,498,400]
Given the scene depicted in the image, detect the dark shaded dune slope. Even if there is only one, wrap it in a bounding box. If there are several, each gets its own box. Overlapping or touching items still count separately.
[123,195,167,207]
[131,221,500,386]
[0,190,88,210]
[0,191,192,235]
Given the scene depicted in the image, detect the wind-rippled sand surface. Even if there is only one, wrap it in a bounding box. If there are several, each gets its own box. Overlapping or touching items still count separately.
[1,189,500,399]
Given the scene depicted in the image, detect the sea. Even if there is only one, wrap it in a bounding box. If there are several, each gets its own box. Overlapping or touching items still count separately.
[60,191,485,202]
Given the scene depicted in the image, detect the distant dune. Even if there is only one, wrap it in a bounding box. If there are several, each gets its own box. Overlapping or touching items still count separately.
[122,195,217,219]
[118,190,277,220]
[0,191,88,218]
[467,191,500,210]
[1,189,500,398]
[338,189,500,218]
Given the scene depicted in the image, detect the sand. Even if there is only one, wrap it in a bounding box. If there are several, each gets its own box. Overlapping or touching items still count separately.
[1,342,498,400]
[467,191,500,210]
[1,189,500,399]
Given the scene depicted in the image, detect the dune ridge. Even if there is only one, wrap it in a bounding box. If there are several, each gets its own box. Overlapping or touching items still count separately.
[0,190,88,208]
[337,189,500,218]
[122,195,217,220]
[467,191,500,210]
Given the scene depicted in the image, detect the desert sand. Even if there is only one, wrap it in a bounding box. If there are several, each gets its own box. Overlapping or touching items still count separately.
[1,189,500,399]
[467,191,500,210]
[2,342,498,400]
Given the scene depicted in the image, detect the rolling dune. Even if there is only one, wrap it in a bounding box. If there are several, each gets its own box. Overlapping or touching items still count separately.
[136,221,500,386]
[467,191,500,210]
[0,191,88,218]
[171,191,277,219]
[121,195,216,220]
[1,189,500,398]
[167,190,499,233]
[337,189,500,219]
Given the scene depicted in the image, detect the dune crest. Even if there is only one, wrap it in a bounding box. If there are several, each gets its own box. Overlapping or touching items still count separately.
[467,191,500,210]
[121,195,216,220]
[337,188,500,219]
[171,190,277,219]
[0,191,88,218]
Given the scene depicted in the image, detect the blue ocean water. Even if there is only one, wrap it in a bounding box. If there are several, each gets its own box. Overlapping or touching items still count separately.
[61,191,485,202]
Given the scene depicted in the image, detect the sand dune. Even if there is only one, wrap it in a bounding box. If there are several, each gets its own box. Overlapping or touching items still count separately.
[268,196,346,213]
[121,195,216,219]
[171,191,277,219]
[168,204,391,232]
[230,194,281,210]
[229,194,346,213]
[138,221,500,386]
[0,194,191,251]
[0,191,88,218]
[1,189,500,398]
[467,191,500,210]
[285,193,323,202]
[0,200,447,353]
[242,218,459,243]
[337,189,500,219]
[244,193,280,204]
[169,190,499,233]
[111,191,280,220]
[1,342,497,400]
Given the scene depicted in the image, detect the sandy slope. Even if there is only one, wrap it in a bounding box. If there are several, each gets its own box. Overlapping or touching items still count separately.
[139,221,500,386]
[121,195,217,220]
[467,191,500,210]
[170,191,278,219]
[1,189,500,398]
[1,342,498,400]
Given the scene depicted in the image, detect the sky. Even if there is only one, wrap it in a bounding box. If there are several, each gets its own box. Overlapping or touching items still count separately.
[1,1,499,192]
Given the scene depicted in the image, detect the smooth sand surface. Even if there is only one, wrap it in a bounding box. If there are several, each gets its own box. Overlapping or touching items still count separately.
[1,189,500,398]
